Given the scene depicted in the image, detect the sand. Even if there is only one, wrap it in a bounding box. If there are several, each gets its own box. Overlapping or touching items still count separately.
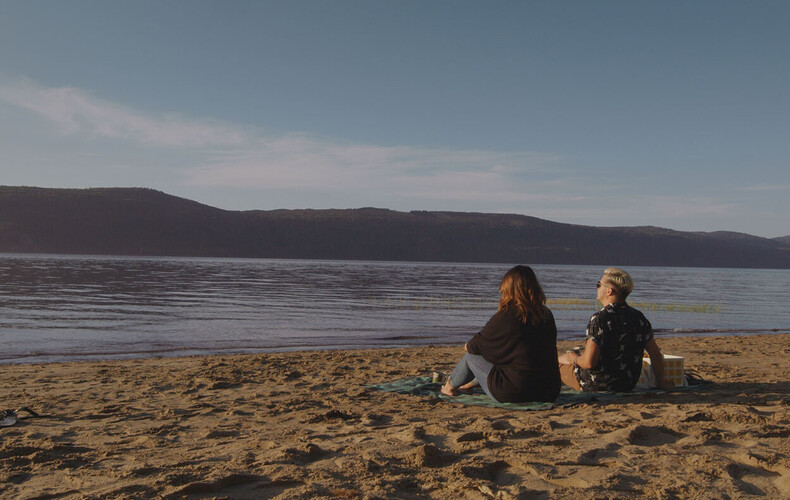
[1,334,789,499]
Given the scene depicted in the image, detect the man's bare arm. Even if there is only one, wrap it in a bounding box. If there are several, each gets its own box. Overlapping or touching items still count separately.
[645,338,675,390]
[559,338,600,370]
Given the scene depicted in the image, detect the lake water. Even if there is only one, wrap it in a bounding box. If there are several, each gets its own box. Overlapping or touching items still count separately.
[1,254,789,364]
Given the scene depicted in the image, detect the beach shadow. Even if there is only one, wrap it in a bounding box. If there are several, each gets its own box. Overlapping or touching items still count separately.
[701,381,790,400]
[583,381,790,407]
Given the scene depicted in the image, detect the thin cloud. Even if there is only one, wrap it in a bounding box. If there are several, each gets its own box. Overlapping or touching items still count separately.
[191,137,562,195]
[0,77,249,148]
[740,184,790,192]
[0,77,565,201]
[3,75,647,221]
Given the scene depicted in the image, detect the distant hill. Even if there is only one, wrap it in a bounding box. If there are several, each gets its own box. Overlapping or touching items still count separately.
[2,186,789,269]
[774,235,790,245]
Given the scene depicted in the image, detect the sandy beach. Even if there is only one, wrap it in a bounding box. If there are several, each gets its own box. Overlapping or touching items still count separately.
[1,333,789,499]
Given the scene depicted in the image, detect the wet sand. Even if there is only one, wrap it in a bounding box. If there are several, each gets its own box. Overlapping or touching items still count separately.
[2,334,789,499]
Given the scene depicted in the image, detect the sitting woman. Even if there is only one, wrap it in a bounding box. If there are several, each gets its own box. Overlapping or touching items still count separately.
[441,265,561,403]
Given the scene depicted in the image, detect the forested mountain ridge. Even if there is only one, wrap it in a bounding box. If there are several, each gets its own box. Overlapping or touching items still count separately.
[2,186,789,269]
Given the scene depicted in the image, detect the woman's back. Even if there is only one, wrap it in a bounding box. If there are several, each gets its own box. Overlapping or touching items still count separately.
[466,307,561,402]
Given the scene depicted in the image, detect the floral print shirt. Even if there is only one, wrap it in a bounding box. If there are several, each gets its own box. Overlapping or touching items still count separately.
[575,302,653,392]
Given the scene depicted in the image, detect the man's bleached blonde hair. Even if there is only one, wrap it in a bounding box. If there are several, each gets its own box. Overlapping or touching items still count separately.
[603,267,634,299]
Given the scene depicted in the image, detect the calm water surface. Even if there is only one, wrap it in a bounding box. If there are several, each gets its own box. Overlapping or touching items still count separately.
[1,254,788,364]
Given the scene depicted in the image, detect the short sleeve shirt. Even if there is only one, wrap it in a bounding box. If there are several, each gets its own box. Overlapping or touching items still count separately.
[575,302,654,392]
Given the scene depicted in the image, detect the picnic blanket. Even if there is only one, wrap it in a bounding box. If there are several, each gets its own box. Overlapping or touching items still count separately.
[369,376,703,411]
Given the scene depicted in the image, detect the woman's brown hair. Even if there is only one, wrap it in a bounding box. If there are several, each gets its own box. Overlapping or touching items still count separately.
[498,265,549,325]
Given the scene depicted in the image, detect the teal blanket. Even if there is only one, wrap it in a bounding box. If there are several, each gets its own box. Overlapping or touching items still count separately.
[369,376,700,411]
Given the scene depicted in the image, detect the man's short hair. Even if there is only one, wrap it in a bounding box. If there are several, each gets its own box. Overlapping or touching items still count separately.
[603,267,634,299]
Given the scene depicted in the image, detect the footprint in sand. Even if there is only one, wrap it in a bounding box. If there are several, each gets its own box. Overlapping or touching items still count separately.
[202,428,240,439]
[279,443,329,464]
[460,459,510,482]
[730,453,790,497]
[757,424,790,438]
[127,465,165,478]
[725,460,784,496]
[625,425,684,446]
[306,409,357,424]
[600,472,647,493]
[103,484,158,498]
[284,370,303,381]
[362,412,392,426]
[394,425,425,444]
[489,420,514,431]
[576,445,621,465]
[455,431,487,443]
[3,444,95,468]
[164,473,267,498]
[406,444,458,468]
[681,411,714,422]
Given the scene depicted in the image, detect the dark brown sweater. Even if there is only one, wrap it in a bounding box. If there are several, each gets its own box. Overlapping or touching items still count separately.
[466,306,561,402]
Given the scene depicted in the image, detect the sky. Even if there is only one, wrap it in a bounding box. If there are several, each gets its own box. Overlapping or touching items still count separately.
[1,1,789,238]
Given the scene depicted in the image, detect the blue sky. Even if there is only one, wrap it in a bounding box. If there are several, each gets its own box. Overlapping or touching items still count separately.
[1,1,789,238]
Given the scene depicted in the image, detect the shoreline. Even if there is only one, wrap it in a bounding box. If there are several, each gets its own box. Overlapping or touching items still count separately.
[4,329,790,366]
[2,333,789,498]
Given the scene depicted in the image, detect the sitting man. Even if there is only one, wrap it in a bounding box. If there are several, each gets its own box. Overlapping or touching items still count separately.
[559,267,675,392]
